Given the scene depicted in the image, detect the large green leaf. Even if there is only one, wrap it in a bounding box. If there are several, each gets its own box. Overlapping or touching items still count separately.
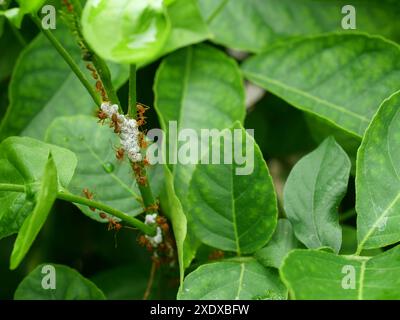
[45,115,163,221]
[91,265,149,300]
[10,154,58,270]
[280,246,400,299]
[0,136,77,239]
[255,219,300,269]
[14,263,105,300]
[154,44,245,206]
[283,137,350,253]
[198,0,400,52]
[154,44,245,264]
[0,26,128,140]
[242,34,400,137]
[161,0,210,55]
[356,91,400,250]
[188,123,277,254]
[159,165,187,283]
[178,259,287,300]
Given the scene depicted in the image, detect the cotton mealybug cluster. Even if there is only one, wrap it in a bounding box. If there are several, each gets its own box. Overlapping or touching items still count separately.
[100,102,142,162]
[145,213,163,247]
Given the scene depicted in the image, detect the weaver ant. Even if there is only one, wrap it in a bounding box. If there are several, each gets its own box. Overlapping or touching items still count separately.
[114,146,125,161]
[62,0,74,12]
[146,202,160,213]
[137,176,148,186]
[156,216,169,233]
[136,103,149,127]
[96,109,108,124]
[99,212,122,232]
[110,113,121,134]
[96,80,107,101]
[208,250,225,261]
[138,235,153,252]
[138,131,148,149]
[86,63,99,80]
[82,188,96,211]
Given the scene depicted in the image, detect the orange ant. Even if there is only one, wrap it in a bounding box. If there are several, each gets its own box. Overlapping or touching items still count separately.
[136,103,149,127]
[146,202,160,213]
[137,176,148,186]
[131,162,143,176]
[114,146,125,161]
[96,80,107,101]
[143,157,150,167]
[62,0,74,12]
[83,188,96,211]
[156,216,169,233]
[99,212,122,232]
[208,250,225,261]
[138,235,153,252]
[96,109,108,124]
[110,113,121,134]
[86,63,99,80]
[138,132,148,149]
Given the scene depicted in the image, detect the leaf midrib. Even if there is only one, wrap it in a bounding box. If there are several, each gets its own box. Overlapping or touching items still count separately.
[81,140,139,199]
[244,71,370,127]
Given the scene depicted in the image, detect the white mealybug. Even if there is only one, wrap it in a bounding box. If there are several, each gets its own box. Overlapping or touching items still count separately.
[144,214,163,247]
[100,102,142,162]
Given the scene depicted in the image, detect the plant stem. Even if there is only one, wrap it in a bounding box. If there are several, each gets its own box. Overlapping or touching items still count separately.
[30,14,101,107]
[128,64,137,117]
[128,64,158,213]
[59,2,121,108]
[91,54,121,106]
[0,183,25,193]
[0,183,156,236]
[137,176,158,213]
[57,191,155,235]
[143,259,158,300]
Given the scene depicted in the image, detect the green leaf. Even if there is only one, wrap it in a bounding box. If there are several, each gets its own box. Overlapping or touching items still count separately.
[178,259,287,300]
[255,219,300,269]
[14,263,105,300]
[45,115,163,221]
[0,22,23,83]
[188,123,277,254]
[304,113,361,174]
[0,136,77,240]
[10,154,58,270]
[0,8,23,29]
[159,165,187,284]
[82,0,171,64]
[91,265,149,300]
[16,0,46,14]
[161,0,210,55]
[242,34,400,137]
[0,26,128,140]
[7,0,46,28]
[154,44,245,207]
[280,246,400,299]
[283,137,350,253]
[356,91,400,250]
[154,44,245,263]
[198,0,400,52]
